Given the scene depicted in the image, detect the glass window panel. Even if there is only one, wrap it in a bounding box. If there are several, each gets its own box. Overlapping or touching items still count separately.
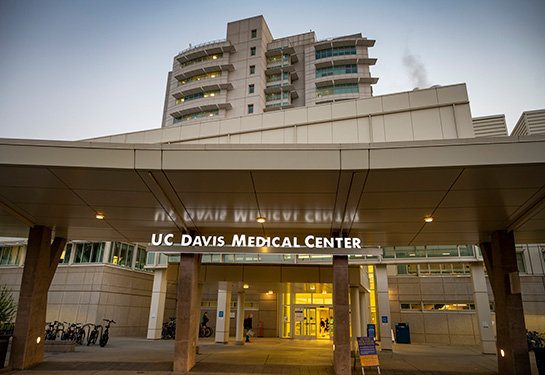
[158,253,168,265]
[259,254,283,262]
[295,293,311,304]
[459,245,474,257]
[419,264,430,274]
[429,264,441,274]
[146,252,155,266]
[60,244,72,264]
[408,264,418,275]
[119,243,127,266]
[74,243,84,263]
[126,245,134,268]
[516,253,525,273]
[427,245,458,257]
[313,294,325,304]
[452,263,465,274]
[440,264,453,274]
[383,247,395,258]
[168,255,180,263]
[110,242,120,264]
[397,265,408,275]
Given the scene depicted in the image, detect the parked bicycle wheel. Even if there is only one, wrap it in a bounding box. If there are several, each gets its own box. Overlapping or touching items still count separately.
[205,326,213,338]
[99,332,109,347]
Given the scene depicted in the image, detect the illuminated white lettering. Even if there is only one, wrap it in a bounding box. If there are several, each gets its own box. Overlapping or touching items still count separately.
[151,233,163,246]
[323,237,334,248]
[335,238,343,248]
[217,236,225,247]
[247,236,255,247]
[305,235,314,248]
[315,237,323,248]
[352,238,361,248]
[164,233,174,246]
[272,237,281,247]
[181,234,193,246]
[232,234,246,247]
[256,237,268,247]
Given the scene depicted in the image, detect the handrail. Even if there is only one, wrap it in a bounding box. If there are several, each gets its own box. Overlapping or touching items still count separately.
[178,38,228,55]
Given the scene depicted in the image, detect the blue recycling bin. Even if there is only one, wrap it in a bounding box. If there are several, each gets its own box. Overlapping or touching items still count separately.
[395,323,410,344]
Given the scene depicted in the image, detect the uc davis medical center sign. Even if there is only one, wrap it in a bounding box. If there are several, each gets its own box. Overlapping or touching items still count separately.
[147,233,381,256]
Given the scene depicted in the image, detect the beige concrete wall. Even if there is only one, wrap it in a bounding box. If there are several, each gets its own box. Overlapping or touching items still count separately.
[89,84,473,146]
[389,275,480,344]
[0,264,153,337]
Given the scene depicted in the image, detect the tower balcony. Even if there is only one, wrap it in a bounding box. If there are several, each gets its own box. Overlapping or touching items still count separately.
[175,40,235,64]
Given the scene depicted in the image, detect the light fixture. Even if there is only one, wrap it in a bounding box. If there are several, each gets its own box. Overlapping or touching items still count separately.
[256,216,266,223]
[95,213,105,220]
[310,285,316,290]
[212,55,217,59]
[267,290,273,295]
[243,284,249,289]
[424,216,434,223]
[322,291,327,294]
[36,336,41,344]
[500,349,505,357]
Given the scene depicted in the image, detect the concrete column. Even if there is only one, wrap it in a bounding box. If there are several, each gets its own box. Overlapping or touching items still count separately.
[481,231,530,375]
[174,254,201,373]
[196,283,203,341]
[146,269,168,339]
[350,286,361,351]
[361,291,370,336]
[10,226,66,370]
[333,255,350,375]
[234,291,246,345]
[215,281,232,344]
[375,264,392,350]
[470,262,496,354]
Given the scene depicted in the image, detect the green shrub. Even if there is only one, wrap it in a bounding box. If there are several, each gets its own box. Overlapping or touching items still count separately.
[0,285,16,323]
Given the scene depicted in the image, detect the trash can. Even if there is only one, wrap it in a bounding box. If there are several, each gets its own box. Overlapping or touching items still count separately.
[395,323,410,344]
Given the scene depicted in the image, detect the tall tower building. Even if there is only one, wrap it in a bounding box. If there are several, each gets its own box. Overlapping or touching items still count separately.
[161,15,378,127]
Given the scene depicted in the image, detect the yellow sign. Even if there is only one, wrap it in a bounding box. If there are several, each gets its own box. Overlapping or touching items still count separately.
[357,337,380,368]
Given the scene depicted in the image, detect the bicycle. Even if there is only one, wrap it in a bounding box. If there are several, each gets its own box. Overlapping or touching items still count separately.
[199,324,213,338]
[99,319,116,347]
[161,317,176,340]
[75,323,92,345]
[45,321,64,341]
[87,323,102,346]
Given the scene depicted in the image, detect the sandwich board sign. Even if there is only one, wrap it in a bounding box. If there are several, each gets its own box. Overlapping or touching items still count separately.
[357,337,380,374]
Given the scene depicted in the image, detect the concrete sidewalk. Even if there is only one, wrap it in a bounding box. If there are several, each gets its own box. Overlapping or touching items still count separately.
[2,336,532,375]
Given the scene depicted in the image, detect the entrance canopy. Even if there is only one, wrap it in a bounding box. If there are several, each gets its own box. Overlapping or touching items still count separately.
[0,136,544,247]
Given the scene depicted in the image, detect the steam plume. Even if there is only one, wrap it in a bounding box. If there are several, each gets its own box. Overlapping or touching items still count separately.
[403,50,430,89]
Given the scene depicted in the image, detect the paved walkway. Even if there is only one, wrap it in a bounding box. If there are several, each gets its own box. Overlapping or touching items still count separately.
[2,336,537,375]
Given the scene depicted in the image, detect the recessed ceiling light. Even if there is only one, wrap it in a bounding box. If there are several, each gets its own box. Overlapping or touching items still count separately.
[256,216,266,223]
[96,213,105,220]
[267,290,273,295]
[424,216,434,223]
[243,284,249,289]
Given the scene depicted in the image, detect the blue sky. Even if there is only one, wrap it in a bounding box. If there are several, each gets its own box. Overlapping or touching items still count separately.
[0,0,544,140]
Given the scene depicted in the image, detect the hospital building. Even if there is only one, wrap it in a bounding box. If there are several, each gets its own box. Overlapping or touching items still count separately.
[1,15,544,375]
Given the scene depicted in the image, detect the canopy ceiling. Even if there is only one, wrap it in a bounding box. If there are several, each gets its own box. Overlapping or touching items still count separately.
[0,137,544,248]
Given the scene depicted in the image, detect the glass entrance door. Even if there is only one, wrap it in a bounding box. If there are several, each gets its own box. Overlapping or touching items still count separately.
[294,307,316,339]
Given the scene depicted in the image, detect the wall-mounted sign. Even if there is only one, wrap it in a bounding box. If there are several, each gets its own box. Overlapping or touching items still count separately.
[150,233,363,249]
[294,309,304,322]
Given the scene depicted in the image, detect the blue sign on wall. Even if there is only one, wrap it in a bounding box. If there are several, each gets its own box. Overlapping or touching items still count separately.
[381,316,388,324]
[219,311,224,318]
[367,324,376,338]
